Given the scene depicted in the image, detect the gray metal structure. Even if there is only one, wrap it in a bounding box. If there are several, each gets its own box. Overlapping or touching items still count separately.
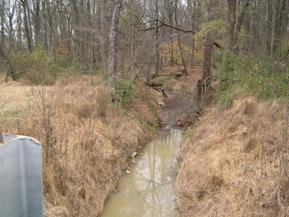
[0,135,44,217]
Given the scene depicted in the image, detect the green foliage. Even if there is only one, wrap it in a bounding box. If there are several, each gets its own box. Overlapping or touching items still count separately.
[8,47,77,85]
[147,122,157,135]
[196,19,226,41]
[115,79,136,104]
[218,53,289,106]
[218,52,236,93]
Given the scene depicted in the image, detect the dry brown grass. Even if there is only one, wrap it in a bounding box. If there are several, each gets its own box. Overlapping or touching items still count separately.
[0,75,160,217]
[0,82,32,115]
[176,97,289,217]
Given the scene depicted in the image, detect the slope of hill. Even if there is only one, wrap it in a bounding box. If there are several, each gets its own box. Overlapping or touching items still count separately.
[176,97,289,217]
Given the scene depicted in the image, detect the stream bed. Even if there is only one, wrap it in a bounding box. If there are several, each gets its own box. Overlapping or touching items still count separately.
[101,128,183,217]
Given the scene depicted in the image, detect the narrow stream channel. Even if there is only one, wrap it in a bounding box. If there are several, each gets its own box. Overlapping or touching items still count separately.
[101,128,183,217]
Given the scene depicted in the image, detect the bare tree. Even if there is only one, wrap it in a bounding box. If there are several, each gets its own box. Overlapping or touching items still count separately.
[108,0,123,85]
[20,0,32,52]
[202,35,214,81]
[32,0,41,46]
[0,0,5,45]
[234,0,250,48]
[154,0,160,78]
[266,0,273,55]
[0,44,15,80]
[0,0,287,81]
[174,0,187,74]
[226,0,237,51]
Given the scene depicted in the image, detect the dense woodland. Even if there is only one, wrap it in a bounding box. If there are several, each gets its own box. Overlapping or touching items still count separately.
[0,0,288,85]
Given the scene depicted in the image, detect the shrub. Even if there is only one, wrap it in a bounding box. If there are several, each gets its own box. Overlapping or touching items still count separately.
[196,19,226,42]
[114,79,136,104]
[218,52,236,93]
[8,48,77,85]
[96,86,112,118]
[218,54,289,106]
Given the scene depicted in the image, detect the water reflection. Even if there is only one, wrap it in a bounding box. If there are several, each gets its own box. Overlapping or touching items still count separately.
[101,129,182,217]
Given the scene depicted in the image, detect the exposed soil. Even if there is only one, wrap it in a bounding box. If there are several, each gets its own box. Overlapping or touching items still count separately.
[155,67,202,127]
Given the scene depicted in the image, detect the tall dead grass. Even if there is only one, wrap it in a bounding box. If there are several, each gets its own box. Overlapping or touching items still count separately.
[176,97,289,217]
[0,75,160,217]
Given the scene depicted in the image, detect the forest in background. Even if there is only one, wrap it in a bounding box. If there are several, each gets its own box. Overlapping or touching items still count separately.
[0,0,288,88]
[0,0,289,217]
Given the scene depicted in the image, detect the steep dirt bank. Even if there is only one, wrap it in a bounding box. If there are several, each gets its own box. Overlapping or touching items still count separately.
[0,76,161,217]
[176,97,289,217]
[153,67,202,127]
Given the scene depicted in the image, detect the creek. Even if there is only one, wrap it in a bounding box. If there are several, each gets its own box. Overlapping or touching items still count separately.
[101,127,183,217]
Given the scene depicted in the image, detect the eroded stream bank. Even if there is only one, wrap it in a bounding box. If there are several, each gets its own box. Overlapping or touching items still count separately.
[101,68,202,217]
[101,128,182,217]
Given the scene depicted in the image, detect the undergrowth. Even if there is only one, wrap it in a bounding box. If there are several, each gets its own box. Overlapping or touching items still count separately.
[1,47,78,85]
[0,75,160,217]
[218,53,289,106]
[115,79,136,104]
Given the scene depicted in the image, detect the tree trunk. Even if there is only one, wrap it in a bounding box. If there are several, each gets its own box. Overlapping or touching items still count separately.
[191,34,195,67]
[154,0,160,78]
[42,0,48,50]
[27,1,33,47]
[71,0,83,63]
[32,0,41,47]
[202,36,214,80]
[234,0,250,48]
[266,0,273,55]
[1,0,5,46]
[190,0,196,68]
[174,0,187,74]
[46,2,54,50]
[21,0,32,52]
[0,44,15,80]
[108,0,123,85]
[273,0,287,57]
[130,0,135,78]
[99,0,107,69]
[8,2,16,46]
[16,2,23,45]
[226,0,237,51]
[168,0,174,66]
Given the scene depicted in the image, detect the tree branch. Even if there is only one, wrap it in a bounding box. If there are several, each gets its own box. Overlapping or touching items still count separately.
[141,18,223,50]
[141,19,195,34]
[157,19,196,34]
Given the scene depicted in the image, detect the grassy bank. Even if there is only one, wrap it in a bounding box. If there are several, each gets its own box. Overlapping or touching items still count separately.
[0,75,160,217]
[176,55,289,217]
[218,54,289,106]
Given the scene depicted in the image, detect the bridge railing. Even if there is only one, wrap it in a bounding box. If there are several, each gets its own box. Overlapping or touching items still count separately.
[0,135,44,217]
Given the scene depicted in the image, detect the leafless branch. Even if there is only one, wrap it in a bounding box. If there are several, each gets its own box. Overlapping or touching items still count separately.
[141,18,223,50]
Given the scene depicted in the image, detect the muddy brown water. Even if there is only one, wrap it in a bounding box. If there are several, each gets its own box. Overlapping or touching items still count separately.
[101,127,183,217]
